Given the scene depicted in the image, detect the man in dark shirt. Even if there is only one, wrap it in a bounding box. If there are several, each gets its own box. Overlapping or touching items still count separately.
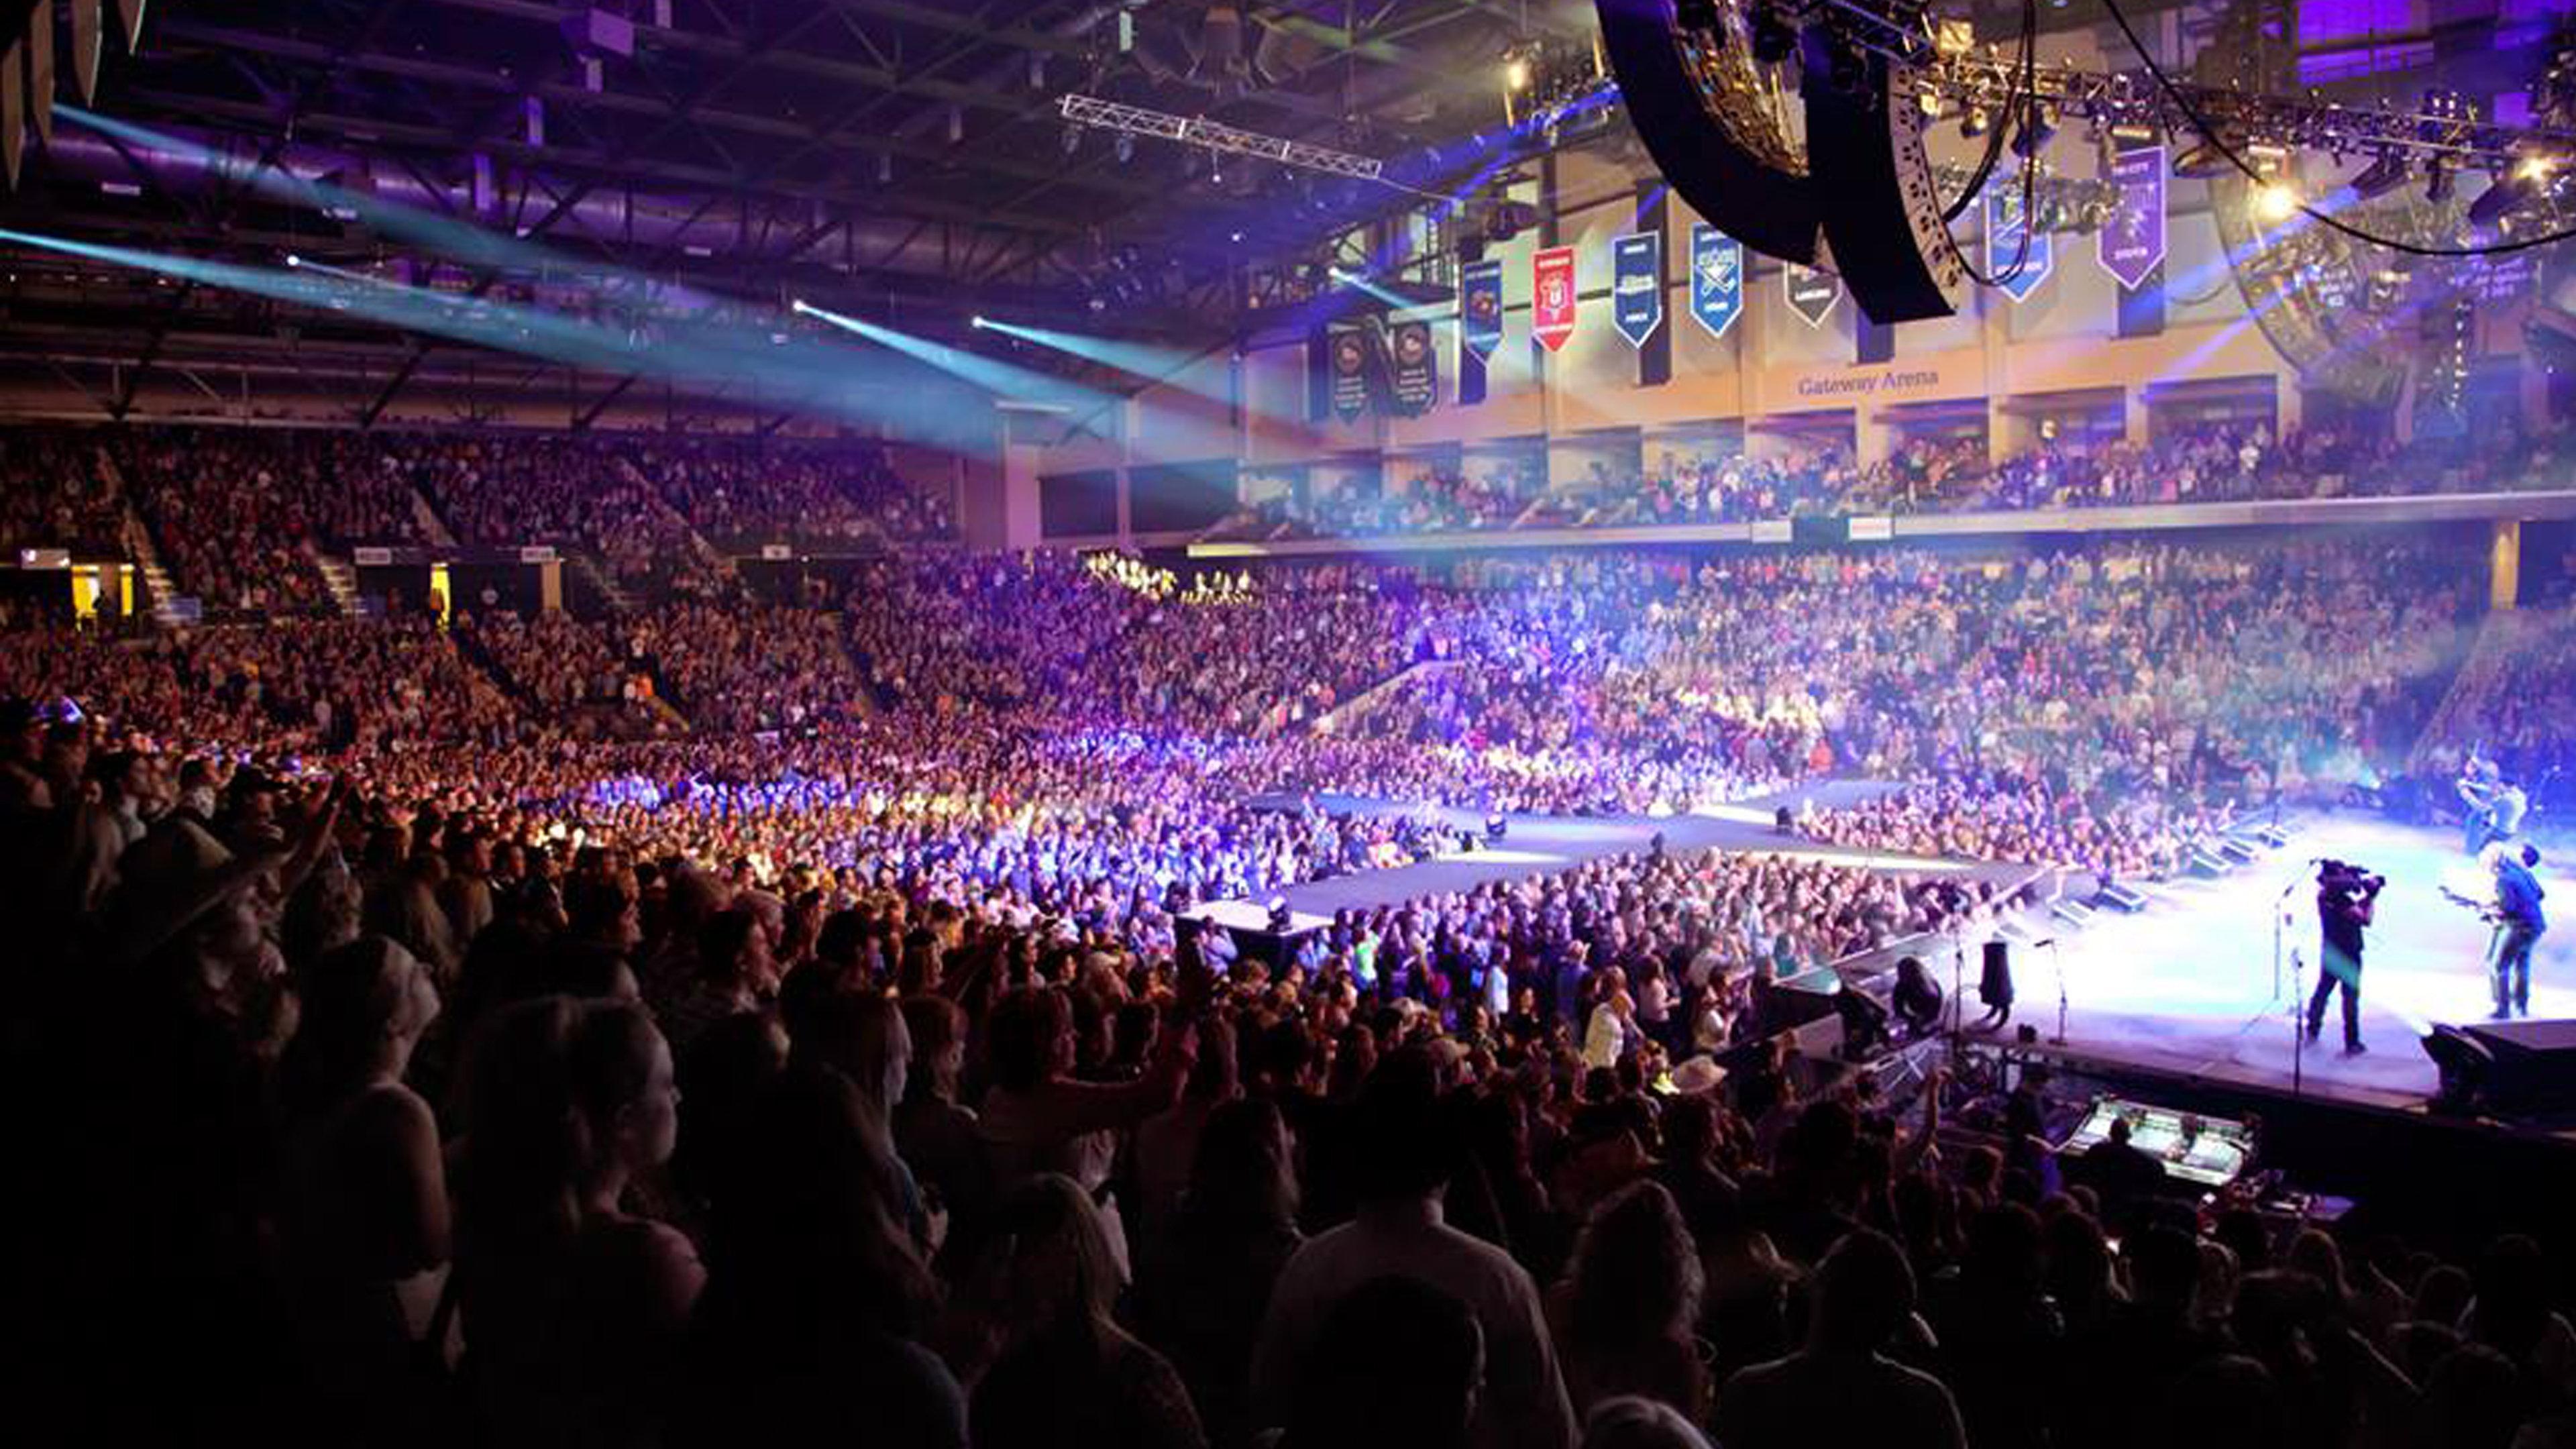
[2306,862,2379,1055]
[2491,845,2548,1019]
[2078,1116,2167,1230]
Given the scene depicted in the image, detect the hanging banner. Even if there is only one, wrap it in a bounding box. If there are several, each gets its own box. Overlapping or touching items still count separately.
[1784,264,1841,327]
[1986,178,2055,303]
[1329,323,1369,421]
[1611,231,1663,347]
[1460,258,1503,360]
[1533,244,1578,352]
[1690,224,1744,340]
[2099,144,2167,291]
[1389,320,1437,415]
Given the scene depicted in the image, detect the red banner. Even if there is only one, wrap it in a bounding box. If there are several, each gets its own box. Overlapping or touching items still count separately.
[1533,245,1577,353]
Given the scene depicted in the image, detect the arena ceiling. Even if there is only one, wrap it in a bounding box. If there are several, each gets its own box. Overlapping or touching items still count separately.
[0,1,1616,422]
[0,1,2551,425]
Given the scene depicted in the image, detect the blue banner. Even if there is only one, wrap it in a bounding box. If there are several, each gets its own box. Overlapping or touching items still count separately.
[1690,224,1743,340]
[1611,231,1663,347]
[1460,258,1504,360]
[1986,178,2054,303]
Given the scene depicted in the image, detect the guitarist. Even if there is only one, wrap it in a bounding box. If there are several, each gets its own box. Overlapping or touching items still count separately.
[2490,844,2549,1020]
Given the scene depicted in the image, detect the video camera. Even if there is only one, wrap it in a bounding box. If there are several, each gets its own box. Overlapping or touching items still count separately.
[2317,859,2385,896]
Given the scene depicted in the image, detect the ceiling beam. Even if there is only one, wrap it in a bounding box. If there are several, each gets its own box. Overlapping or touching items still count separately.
[150,20,1173,203]
[116,89,1091,234]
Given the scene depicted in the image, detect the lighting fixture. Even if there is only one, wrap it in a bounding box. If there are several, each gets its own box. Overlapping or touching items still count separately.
[2254,182,2300,223]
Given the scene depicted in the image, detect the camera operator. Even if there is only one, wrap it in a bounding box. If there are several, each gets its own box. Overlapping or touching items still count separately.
[2306,860,2382,1055]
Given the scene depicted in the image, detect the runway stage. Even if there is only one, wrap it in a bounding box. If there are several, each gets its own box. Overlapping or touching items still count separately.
[1973,810,2576,1112]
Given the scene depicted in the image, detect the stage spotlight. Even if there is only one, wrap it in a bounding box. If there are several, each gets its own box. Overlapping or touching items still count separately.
[2346,150,2412,201]
[1960,105,1990,139]
[2255,182,2301,223]
[1504,53,1532,92]
[1114,131,1134,164]
[969,315,988,329]
[285,253,302,268]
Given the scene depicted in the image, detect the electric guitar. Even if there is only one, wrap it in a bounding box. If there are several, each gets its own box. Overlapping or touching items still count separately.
[2441,885,2505,926]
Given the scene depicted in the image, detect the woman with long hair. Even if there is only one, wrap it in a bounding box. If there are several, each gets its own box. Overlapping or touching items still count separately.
[454,998,703,1448]
[1135,1097,1302,1448]
[965,1173,1205,1449]
[274,935,451,1438]
[679,1057,959,1448]
[1552,1179,1711,1425]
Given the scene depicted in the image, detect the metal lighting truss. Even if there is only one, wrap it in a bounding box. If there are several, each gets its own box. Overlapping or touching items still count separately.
[1713,1,2576,171]
[1058,93,1385,182]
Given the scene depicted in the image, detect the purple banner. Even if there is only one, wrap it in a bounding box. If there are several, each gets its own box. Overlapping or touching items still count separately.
[2100,145,2167,292]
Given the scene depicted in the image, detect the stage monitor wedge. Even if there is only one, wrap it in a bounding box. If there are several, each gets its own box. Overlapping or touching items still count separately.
[1593,0,1821,266]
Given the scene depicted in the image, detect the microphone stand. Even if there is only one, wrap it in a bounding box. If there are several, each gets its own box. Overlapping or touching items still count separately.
[2271,867,2307,1005]
[2275,865,2310,1097]
[2290,942,2306,1098]
[2046,937,2068,1045]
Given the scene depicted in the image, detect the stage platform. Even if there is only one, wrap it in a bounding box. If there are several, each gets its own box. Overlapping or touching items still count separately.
[1209,788,2574,1122]
[1963,810,2576,1114]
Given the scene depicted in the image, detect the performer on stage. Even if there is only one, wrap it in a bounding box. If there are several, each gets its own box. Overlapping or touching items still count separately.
[2457,755,2526,857]
[2459,755,2500,855]
[2307,860,2381,1055]
[2490,843,2548,1020]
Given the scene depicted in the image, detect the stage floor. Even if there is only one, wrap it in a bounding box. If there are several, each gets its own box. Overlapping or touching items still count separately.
[1987,811,2576,1112]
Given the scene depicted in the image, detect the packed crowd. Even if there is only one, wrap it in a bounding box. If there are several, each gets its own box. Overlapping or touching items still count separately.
[119,428,421,613]
[1210,418,2572,544]
[0,425,957,614]
[453,609,665,738]
[2,523,2490,879]
[0,617,525,756]
[0,429,129,552]
[7,710,2575,1449]
[2415,602,2576,823]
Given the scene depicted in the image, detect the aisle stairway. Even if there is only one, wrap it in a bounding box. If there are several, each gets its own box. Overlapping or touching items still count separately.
[407,483,458,548]
[309,547,365,619]
[570,553,637,614]
[1309,659,1458,736]
[2410,608,2526,770]
[96,448,189,627]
